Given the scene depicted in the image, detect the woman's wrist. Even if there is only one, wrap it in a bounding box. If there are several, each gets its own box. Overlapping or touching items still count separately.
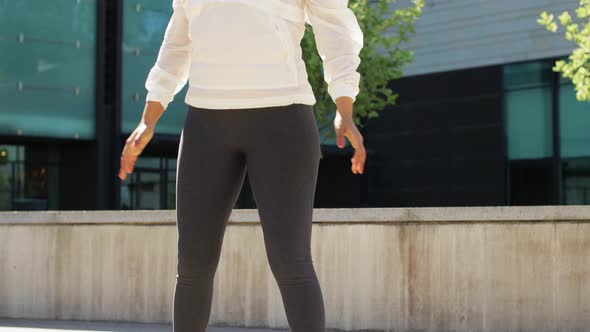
[335,96,354,118]
[141,101,165,128]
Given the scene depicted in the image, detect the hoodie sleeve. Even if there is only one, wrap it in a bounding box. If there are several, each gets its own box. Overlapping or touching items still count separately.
[144,0,191,110]
[304,0,363,103]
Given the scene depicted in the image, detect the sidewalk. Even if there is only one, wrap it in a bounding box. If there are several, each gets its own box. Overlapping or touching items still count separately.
[0,319,287,332]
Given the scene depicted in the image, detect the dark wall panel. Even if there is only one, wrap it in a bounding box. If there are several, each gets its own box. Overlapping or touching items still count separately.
[363,66,506,207]
[59,141,98,210]
[314,148,365,208]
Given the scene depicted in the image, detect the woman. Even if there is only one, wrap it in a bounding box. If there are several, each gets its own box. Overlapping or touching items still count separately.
[118,0,366,331]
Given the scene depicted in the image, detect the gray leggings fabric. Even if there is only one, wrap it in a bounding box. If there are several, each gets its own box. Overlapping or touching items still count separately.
[174,103,325,332]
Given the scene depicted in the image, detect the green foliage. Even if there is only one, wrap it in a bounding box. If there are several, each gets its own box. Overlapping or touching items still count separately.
[538,0,590,102]
[302,0,424,140]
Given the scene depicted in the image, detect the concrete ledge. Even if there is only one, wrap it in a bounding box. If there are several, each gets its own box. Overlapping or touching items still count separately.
[1,205,590,225]
[1,207,590,331]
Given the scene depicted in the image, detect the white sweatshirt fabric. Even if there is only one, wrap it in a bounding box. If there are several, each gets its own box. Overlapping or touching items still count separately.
[144,0,364,110]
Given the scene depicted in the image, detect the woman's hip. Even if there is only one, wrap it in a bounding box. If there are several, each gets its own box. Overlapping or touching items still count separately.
[182,102,320,154]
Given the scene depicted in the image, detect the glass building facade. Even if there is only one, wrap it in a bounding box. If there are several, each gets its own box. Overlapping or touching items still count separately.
[0,0,588,210]
[503,60,590,205]
[0,0,96,210]
[0,0,96,139]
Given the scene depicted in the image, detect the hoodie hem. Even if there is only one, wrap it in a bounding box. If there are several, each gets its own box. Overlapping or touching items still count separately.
[184,93,317,110]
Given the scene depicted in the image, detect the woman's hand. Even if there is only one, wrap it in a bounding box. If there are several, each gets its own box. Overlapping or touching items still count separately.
[334,97,366,174]
[118,121,156,180]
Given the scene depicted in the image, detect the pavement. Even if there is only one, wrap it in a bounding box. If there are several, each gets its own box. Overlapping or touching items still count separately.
[0,319,287,332]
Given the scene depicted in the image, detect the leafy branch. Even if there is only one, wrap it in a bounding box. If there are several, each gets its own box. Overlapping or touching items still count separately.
[538,0,590,101]
[302,0,424,144]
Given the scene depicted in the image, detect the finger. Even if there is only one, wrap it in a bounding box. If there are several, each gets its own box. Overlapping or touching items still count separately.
[122,156,131,175]
[358,157,365,174]
[346,129,366,174]
[355,154,365,174]
[119,168,127,180]
[351,154,360,174]
[347,143,357,170]
[128,156,138,173]
[125,155,138,173]
[122,157,129,175]
[121,140,141,174]
[335,130,346,148]
[357,146,366,172]
[351,147,366,174]
[334,121,346,148]
[119,154,127,179]
[121,144,131,173]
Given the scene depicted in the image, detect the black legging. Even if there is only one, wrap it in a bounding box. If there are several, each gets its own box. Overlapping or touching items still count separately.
[174,103,325,332]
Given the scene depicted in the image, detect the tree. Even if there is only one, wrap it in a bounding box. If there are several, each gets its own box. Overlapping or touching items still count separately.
[538,0,590,102]
[302,0,424,144]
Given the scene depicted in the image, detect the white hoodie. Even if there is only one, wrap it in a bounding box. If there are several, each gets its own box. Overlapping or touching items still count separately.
[144,0,364,110]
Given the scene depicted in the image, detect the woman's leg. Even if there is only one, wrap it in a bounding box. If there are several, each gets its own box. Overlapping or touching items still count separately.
[174,106,248,332]
[243,103,325,332]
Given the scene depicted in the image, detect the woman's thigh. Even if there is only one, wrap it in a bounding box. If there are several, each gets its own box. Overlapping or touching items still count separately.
[175,107,247,272]
[242,104,321,264]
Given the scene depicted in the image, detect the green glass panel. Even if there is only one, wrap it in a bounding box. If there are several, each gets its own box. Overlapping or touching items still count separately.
[0,0,96,139]
[121,0,188,135]
[136,156,161,168]
[167,157,177,170]
[505,87,553,159]
[503,61,553,90]
[135,171,161,209]
[559,84,590,158]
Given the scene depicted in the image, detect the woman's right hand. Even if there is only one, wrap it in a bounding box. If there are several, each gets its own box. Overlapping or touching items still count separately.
[118,121,156,180]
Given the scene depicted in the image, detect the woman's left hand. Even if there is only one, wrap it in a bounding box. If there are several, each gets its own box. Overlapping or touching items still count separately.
[334,97,366,175]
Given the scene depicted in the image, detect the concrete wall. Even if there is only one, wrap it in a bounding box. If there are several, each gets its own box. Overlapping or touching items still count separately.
[1,207,589,332]
[400,0,578,76]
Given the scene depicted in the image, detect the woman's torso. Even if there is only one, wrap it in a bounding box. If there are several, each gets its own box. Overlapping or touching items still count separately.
[179,0,310,92]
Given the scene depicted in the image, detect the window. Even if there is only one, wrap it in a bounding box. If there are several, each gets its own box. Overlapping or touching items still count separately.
[559,81,590,204]
[0,145,60,211]
[559,83,590,158]
[503,61,554,160]
[120,156,176,210]
[504,59,590,205]
[504,88,553,159]
[562,159,590,205]
[503,60,556,205]
[0,0,96,139]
